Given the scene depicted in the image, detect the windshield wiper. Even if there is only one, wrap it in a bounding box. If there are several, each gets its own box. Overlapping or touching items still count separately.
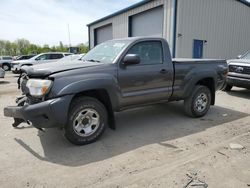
[85,59,100,63]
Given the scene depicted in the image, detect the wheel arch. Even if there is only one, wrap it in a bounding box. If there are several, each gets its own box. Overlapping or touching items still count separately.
[196,77,215,105]
[71,89,116,130]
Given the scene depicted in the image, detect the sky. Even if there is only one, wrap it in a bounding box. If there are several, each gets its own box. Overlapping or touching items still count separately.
[0,0,141,46]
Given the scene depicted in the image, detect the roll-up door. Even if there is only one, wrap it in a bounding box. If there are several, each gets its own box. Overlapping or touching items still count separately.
[94,24,113,46]
[129,6,163,37]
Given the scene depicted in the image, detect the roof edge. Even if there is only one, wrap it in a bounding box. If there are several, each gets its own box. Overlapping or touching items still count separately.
[237,0,250,7]
[87,0,249,27]
[87,0,152,27]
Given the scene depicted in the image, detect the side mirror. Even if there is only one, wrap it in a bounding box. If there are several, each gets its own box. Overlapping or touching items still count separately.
[123,54,140,66]
[237,55,242,59]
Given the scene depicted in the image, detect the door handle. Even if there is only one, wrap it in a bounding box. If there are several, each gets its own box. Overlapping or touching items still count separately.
[160,69,167,74]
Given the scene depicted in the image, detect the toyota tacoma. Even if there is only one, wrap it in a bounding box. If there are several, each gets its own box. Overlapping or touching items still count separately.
[224,50,250,91]
[4,37,228,145]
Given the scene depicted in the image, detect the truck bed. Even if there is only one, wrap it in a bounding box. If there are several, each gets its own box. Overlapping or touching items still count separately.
[173,58,226,64]
[171,58,227,100]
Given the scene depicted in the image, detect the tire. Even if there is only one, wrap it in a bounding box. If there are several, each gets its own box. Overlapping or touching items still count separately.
[222,84,233,91]
[65,97,107,145]
[184,85,211,118]
[2,63,10,71]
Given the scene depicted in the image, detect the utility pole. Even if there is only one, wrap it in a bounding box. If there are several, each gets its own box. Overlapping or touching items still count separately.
[67,23,71,48]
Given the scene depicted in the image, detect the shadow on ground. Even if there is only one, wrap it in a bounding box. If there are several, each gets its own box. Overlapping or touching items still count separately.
[0,81,10,85]
[15,102,249,166]
[226,88,250,100]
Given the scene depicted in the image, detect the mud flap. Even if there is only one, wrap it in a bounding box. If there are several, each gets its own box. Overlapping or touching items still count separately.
[108,110,116,130]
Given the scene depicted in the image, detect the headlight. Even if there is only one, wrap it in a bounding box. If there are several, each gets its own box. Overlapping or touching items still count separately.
[26,79,53,98]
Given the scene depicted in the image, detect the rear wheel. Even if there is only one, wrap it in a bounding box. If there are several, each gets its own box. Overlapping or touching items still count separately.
[65,97,107,145]
[222,84,233,91]
[184,85,211,118]
[2,63,10,71]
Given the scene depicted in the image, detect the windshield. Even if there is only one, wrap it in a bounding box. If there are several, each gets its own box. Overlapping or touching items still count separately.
[241,51,250,60]
[82,41,128,63]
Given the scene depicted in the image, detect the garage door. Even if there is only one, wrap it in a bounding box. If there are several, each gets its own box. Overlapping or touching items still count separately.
[94,24,113,46]
[129,6,163,37]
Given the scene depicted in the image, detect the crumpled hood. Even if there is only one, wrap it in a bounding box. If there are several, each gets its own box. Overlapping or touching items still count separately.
[21,61,104,77]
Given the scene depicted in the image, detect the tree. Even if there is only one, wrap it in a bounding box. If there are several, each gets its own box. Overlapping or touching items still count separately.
[15,38,30,55]
[0,40,6,55]
[0,38,89,56]
[78,42,89,53]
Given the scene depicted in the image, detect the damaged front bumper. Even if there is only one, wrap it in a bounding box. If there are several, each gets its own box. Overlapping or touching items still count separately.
[4,95,73,129]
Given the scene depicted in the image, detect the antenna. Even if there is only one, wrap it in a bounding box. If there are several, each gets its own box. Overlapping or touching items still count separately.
[67,23,71,47]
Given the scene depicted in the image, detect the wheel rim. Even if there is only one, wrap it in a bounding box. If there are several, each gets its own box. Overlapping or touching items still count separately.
[2,65,9,71]
[73,108,100,137]
[194,93,208,112]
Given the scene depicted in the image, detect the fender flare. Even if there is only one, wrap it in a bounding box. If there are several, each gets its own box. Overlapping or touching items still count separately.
[182,70,217,99]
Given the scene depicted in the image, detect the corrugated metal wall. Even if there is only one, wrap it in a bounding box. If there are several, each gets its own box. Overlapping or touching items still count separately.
[89,0,168,49]
[176,0,250,59]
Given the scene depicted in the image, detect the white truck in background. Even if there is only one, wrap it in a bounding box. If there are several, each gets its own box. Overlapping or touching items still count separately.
[11,52,72,74]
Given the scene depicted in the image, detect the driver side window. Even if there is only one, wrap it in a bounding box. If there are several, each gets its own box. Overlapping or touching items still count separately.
[127,41,163,65]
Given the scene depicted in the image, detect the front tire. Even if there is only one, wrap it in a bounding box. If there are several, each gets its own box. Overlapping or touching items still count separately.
[184,85,211,118]
[65,97,107,145]
[2,63,10,71]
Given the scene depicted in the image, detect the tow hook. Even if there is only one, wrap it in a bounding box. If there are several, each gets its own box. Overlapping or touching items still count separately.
[11,97,27,128]
[12,118,25,128]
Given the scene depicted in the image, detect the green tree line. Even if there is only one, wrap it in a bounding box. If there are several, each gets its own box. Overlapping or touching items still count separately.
[0,39,89,56]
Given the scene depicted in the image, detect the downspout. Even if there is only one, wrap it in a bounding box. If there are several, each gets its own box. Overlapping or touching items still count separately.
[172,0,178,58]
[88,26,91,50]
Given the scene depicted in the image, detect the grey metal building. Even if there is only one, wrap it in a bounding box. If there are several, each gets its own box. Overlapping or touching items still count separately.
[87,0,250,59]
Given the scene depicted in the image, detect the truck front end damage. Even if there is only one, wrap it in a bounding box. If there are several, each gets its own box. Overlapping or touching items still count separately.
[4,74,72,129]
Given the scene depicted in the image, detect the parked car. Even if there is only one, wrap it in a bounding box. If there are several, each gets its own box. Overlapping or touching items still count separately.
[0,56,13,71]
[11,52,72,74]
[223,50,250,91]
[0,68,5,78]
[4,37,228,145]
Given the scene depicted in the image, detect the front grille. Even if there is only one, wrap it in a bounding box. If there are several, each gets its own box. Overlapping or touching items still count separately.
[229,65,250,75]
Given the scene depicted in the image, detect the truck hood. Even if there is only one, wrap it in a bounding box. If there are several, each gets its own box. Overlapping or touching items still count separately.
[21,61,104,77]
[227,59,250,63]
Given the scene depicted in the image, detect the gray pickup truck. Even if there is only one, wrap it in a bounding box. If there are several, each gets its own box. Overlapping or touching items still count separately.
[224,50,250,91]
[4,37,228,145]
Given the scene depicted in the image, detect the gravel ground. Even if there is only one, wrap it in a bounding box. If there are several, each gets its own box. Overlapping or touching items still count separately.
[0,73,250,188]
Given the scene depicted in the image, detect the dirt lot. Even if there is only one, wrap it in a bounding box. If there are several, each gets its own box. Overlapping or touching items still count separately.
[0,73,250,188]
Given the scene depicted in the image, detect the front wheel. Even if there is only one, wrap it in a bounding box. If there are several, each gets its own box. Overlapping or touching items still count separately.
[184,85,211,118]
[65,97,107,145]
[2,63,10,71]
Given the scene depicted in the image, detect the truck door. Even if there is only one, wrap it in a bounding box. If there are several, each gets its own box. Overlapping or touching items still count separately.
[118,40,173,108]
